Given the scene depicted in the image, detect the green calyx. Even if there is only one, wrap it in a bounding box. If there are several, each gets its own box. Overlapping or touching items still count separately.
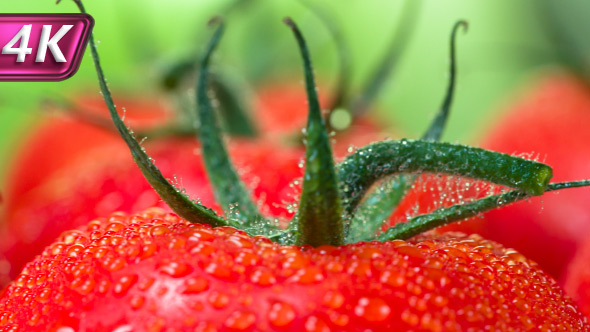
[193,19,278,237]
[70,0,590,248]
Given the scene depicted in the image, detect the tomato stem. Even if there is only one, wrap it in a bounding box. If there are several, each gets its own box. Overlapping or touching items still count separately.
[195,19,267,229]
[284,18,344,247]
[378,179,590,241]
[337,139,553,223]
[71,0,230,228]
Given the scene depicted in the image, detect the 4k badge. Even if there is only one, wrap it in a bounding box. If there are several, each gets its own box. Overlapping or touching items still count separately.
[0,14,94,81]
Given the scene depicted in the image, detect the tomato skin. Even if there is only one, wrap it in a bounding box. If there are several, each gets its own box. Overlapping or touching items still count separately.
[0,208,587,331]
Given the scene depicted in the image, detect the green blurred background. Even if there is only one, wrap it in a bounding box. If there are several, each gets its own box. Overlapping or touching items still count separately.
[0,0,588,186]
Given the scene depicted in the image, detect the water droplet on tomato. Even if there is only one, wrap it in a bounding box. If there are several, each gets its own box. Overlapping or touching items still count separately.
[113,274,138,297]
[128,295,145,310]
[205,262,233,280]
[224,311,256,331]
[290,266,324,284]
[182,277,209,294]
[208,291,230,309]
[149,225,170,237]
[322,290,344,309]
[304,316,330,332]
[268,302,295,327]
[158,261,193,278]
[250,268,276,286]
[56,327,76,332]
[354,297,391,322]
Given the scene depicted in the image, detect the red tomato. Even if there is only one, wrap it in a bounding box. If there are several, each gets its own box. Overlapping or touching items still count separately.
[1,208,587,331]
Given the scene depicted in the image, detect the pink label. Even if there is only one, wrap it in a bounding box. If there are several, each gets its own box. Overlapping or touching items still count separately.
[0,14,94,81]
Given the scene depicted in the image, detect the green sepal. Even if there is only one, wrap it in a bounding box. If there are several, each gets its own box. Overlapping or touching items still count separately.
[345,176,407,243]
[377,180,590,241]
[284,18,344,247]
[337,139,553,220]
[195,19,266,229]
[422,20,468,141]
[297,0,351,112]
[72,0,230,228]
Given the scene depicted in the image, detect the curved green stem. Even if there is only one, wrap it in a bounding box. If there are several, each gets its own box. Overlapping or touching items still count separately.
[422,20,468,141]
[285,18,344,247]
[71,0,229,228]
[196,19,265,228]
[161,0,255,90]
[337,139,552,220]
[378,180,590,241]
